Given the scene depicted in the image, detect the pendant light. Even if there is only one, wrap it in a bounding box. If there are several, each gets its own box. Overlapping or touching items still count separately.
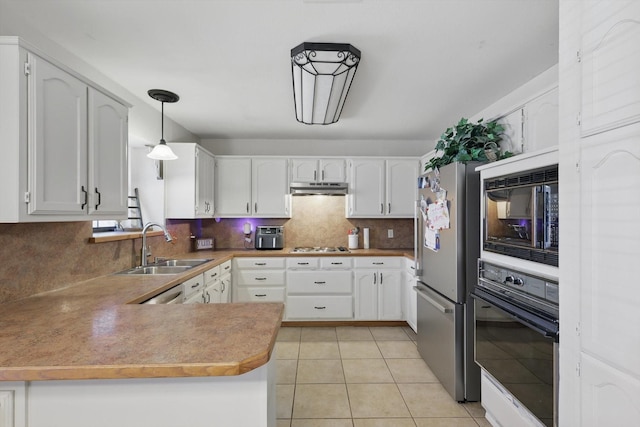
[147,89,179,160]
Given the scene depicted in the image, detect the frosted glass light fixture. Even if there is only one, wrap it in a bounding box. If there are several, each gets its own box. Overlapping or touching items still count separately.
[147,89,179,160]
[291,42,361,125]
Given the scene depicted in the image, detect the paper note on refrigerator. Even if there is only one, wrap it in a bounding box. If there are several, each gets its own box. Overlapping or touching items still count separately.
[424,227,440,251]
[426,200,450,230]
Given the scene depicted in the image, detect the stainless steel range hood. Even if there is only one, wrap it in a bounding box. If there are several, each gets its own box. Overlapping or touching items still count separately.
[290,182,348,196]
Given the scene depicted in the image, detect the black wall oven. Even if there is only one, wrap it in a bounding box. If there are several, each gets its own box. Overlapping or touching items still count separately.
[472,260,559,427]
[483,164,559,266]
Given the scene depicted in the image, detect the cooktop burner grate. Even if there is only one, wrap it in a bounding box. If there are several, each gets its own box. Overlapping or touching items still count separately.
[290,246,350,253]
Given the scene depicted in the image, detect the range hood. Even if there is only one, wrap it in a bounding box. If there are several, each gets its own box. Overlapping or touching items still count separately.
[290,182,348,196]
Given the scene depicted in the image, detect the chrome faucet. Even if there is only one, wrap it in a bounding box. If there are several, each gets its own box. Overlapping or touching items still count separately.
[141,222,173,266]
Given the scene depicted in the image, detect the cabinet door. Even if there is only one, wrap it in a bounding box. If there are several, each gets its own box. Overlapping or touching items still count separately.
[220,274,231,303]
[386,159,418,217]
[378,269,403,320]
[195,147,215,217]
[215,157,252,216]
[28,53,88,215]
[319,158,346,182]
[497,109,524,155]
[404,269,417,332]
[252,157,290,217]
[348,159,385,217]
[354,271,378,320]
[87,88,128,216]
[525,88,559,152]
[290,158,318,182]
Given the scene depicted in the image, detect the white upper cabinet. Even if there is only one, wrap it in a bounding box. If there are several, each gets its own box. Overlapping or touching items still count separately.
[0,39,130,222]
[524,88,559,152]
[290,158,346,183]
[497,109,524,155]
[215,156,290,218]
[164,143,215,219]
[347,158,418,218]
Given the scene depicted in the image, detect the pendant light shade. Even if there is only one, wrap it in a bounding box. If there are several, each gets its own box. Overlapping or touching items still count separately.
[291,42,361,125]
[147,89,179,160]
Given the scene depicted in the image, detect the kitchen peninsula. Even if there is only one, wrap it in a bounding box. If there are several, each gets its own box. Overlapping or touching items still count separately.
[0,254,283,427]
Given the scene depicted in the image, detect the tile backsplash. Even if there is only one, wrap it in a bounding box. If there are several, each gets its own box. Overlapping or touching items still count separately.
[0,196,413,304]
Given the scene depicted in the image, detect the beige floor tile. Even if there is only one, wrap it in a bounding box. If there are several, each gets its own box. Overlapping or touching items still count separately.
[370,326,411,341]
[402,326,418,341]
[353,419,416,427]
[297,359,345,383]
[377,341,421,358]
[276,342,300,360]
[339,341,383,359]
[293,384,351,418]
[336,326,374,341]
[413,418,479,427]
[462,401,485,418]
[278,327,302,342]
[277,420,291,427]
[347,383,411,418]
[299,341,340,359]
[300,327,337,342]
[291,420,354,427]
[397,383,470,418]
[277,359,298,384]
[473,417,492,427]
[342,359,395,383]
[277,384,295,419]
[386,358,439,383]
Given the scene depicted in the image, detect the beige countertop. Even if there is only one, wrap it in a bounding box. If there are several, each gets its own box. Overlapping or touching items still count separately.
[0,248,412,382]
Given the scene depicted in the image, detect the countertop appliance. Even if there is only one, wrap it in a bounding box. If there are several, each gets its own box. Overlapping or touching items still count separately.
[290,246,350,253]
[471,260,559,427]
[483,164,559,266]
[414,162,481,402]
[255,226,284,250]
[142,284,183,304]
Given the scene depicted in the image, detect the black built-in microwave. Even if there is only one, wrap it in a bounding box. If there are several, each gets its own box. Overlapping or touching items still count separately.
[483,165,558,266]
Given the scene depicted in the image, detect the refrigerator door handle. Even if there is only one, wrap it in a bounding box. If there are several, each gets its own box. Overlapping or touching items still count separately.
[414,286,453,314]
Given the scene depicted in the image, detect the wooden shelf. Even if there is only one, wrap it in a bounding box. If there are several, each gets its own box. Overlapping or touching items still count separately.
[89,230,164,244]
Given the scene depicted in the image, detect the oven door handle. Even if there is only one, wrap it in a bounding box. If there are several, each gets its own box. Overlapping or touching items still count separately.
[414,286,453,314]
[471,290,558,340]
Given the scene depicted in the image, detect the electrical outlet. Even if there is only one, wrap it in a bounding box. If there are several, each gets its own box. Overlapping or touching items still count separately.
[387,229,394,238]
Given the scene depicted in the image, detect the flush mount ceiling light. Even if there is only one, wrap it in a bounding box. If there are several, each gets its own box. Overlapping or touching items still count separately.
[147,89,179,160]
[291,42,361,125]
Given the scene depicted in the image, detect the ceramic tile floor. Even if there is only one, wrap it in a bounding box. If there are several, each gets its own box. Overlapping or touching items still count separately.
[275,325,492,427]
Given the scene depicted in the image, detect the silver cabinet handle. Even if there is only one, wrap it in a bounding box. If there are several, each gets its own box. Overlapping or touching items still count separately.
[314,306,326,310]
[255,294,267,297]
[380,273,383,284]
[373,273,377,285]
[255,202,258,213]
[314,170,317,181]
[388,203,391,214]
[94,187,101,210]
[331,262,343,265]
[246,202,249,213]
[314,281,326,284]
[298,262,309,265]
[255,262,266,266]
[81,186,88,210]
[380,203,384,214]
[321,170,325,181]
[191,282,201,288]
[255,277,267,281]
[373,262,384,265]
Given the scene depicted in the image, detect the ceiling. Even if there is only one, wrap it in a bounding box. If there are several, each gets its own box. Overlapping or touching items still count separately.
[0,0,558,143]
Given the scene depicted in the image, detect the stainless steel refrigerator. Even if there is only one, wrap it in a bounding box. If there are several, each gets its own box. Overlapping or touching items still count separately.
[414,162,481,402]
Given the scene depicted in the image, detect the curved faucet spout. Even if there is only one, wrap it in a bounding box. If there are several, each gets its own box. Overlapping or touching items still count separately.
[141,222,173,266]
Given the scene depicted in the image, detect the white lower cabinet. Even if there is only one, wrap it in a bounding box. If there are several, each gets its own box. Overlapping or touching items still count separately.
[286,295,353,319]
[0,382,26,427]
[202,260,231,304]
[233,258,286,304]
[181,274,205,304]
[354,257,403,320]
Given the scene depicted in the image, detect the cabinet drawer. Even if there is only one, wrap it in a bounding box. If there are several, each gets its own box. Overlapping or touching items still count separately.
[182,274,205,299]
[234,257,286,269]
[236,270,285,286]
[320,257,352,269]
[287,271,352,294]
[354,257,403,269]
[286,257,320,269]
[204,265,221,284]
[236,287,285,302]
[287,296,353,319]
[220,260,232,274]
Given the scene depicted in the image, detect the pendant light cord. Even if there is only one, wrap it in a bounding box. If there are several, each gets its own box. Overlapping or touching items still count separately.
[161,101,165,141]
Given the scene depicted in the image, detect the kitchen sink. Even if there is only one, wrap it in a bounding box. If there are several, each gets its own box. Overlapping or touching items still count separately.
[155,258,213,267]
[116,265,192,275]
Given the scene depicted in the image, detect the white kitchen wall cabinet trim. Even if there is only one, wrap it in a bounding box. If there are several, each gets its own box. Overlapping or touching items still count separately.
[0,37,130,223]
[347,158,419,218]
[164,143,215,219]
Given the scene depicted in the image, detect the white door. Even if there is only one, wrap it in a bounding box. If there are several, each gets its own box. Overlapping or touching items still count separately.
[290,158,318,182]
[386,159,418,217]
[354,271,377,320]
[87,88,128,216]
[252,158,289,217]
[319,158,346,182]
[215,157,252,216]
[28,53,87,215]
[348,159,385,217]
[195,147,215,217]
[377,269,403,320]
[525,88,559,152]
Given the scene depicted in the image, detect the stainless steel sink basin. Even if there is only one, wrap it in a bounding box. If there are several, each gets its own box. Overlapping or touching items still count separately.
[117,265,192,275]
[156,259,212,267]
